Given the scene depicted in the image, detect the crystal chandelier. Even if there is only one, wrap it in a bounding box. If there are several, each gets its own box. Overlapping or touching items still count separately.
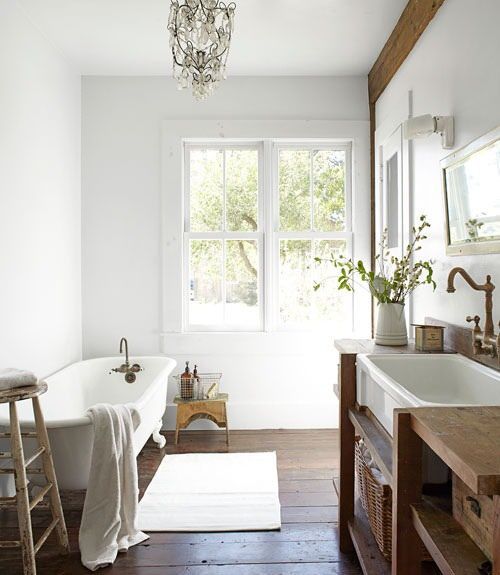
[168,0,236,101]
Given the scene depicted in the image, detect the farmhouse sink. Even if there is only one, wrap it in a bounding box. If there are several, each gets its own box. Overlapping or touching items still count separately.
[356,353,500,435]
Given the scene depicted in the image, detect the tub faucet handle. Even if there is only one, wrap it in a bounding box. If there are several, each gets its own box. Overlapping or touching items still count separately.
[112,363,129,374]
[466,315,481,331]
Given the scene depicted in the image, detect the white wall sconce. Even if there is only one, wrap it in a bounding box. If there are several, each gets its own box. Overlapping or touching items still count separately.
[403,114,454,149]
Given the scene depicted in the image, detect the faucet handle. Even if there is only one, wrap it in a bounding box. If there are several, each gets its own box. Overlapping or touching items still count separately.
[466,315,481,330]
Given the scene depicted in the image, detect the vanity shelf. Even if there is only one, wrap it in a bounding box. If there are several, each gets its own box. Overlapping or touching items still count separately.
[411,502,487,575]
[333,475,392,574]
[348,407,393,486]
[349,497,391,575]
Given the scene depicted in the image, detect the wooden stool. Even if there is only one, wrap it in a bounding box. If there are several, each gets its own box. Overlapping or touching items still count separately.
[174,393,229,446]
[0,384,69,574]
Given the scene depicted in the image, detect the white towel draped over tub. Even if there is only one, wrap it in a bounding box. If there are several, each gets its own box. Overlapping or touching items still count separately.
[79,404,149,571]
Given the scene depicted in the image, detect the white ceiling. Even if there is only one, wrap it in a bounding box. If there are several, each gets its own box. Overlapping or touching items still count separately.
[18,0,407,76]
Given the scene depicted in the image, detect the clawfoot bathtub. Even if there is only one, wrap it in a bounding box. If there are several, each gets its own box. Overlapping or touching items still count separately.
[0,356,176,489]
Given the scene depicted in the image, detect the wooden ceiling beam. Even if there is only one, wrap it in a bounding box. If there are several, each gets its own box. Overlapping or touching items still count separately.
[368,0,447,104]
[367,0,447,335]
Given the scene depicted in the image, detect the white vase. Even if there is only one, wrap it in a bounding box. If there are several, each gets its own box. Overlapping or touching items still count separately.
[375,302,408,346]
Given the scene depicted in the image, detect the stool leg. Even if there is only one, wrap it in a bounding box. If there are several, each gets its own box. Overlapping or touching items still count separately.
[32,397,70,554]
[10,401,37,575]
[175,406,181,445]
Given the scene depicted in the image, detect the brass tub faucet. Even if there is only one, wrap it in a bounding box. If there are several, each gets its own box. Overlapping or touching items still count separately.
[111,337,142,383]
[447,267,499,360]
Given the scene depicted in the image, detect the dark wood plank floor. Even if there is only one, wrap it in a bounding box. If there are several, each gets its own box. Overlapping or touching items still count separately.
[0,429,361,574]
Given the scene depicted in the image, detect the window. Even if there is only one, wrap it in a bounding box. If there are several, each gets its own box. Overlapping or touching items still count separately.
[185,145,263,330]
[184,140,352,331]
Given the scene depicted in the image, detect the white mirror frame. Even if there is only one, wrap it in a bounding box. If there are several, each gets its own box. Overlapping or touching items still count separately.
[441,124,500,256]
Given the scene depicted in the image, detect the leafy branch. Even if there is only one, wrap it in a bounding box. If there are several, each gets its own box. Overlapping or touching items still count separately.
[314,215,436,304]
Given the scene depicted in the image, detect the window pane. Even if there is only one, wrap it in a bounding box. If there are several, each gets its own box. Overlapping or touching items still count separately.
[279,239,350,325]
[313,150,346,231]
[279,239,312,323]
[225,240,259,326]
[386,152,399,248]
[313,240,351,324]
[279,150,311,231]
[189,240,222,325]
[226,150,259,232]
[190,150,223,231]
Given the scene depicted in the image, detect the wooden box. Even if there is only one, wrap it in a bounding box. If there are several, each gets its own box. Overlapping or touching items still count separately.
[452,473,494,560]
[414,324,445,351]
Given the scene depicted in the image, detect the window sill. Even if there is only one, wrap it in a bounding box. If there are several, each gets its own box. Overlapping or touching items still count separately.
[160,329,368,356]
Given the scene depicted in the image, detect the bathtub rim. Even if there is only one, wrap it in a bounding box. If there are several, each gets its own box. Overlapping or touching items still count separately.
[0,355,176,429]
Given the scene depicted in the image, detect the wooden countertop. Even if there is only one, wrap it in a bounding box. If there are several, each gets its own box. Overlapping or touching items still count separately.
[407,406,500,495]
[334,338,453,355]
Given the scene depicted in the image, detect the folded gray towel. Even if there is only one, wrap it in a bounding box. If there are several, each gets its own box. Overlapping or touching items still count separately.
[0,368,38,391]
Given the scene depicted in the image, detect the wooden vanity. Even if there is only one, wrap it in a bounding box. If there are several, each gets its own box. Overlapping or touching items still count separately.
[335,336,500,575]
[335,339,430,573]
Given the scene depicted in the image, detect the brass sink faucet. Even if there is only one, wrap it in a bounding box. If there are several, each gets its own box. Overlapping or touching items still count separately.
[111,337,142,383]
[447,267,499,359]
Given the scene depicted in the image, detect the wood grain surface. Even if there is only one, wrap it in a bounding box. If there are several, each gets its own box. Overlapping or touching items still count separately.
[0,429,360,575]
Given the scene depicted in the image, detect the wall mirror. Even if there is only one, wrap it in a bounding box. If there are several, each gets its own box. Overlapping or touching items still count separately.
[442,125,500,255]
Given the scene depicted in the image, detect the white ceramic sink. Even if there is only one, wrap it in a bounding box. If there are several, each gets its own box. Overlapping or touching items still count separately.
[356,353,500,435]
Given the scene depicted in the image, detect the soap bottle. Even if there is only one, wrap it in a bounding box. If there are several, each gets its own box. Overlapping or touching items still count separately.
[180,361,193,399]
[193,364,201,399]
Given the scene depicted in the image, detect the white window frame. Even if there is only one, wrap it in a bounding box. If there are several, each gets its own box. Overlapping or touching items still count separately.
[183,142,265,332]
[182,138,354,333]
[271,141,353,331]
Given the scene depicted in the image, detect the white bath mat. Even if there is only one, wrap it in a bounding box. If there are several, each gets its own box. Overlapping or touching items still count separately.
[138,451,281,532]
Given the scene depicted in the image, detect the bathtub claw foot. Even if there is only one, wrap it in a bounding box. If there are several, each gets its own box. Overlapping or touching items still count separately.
[152,420,166,448]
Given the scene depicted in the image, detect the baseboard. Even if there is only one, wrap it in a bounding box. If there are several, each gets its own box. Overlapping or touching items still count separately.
[161,399,339,430]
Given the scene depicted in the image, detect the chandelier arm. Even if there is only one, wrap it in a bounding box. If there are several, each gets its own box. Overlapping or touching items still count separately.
[174,30,229,71]
[206,24,231,60]
[172,45,206,75]
[172,7,202,70]
[171,34,194,68]
[203,44,229,67]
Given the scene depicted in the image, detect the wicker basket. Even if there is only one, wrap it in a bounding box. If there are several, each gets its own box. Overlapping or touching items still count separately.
[355,438,393,560]
[354,438,431,562]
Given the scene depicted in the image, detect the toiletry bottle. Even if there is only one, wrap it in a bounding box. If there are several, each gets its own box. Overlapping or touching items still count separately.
[180,361,193,399]
[193,364,201,399]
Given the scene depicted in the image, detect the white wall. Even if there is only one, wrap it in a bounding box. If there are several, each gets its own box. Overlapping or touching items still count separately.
[82,76,370,428]
[376,0,500,332]
[0,1,81,377]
